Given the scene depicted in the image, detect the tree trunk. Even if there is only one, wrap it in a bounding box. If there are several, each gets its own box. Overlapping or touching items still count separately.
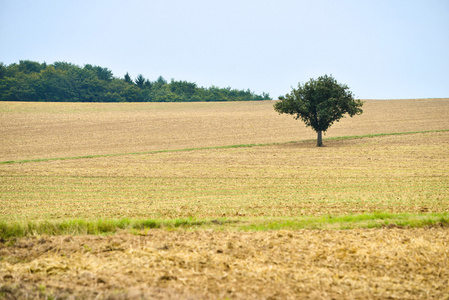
[317,130,323,147]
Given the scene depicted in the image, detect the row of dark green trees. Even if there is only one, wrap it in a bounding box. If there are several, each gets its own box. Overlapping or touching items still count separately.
[0,60,271,102]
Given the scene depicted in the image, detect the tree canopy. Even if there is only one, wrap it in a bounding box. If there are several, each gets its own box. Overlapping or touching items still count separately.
[0,60,271,102]
[274,75,363,146]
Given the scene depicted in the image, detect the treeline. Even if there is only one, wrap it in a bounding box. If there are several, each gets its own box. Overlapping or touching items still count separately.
[0,60,271,102]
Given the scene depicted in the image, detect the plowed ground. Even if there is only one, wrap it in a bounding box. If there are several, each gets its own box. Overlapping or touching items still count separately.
[1,99,449,162]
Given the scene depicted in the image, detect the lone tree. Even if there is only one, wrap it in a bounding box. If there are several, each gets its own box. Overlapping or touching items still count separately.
[274,75,364,147]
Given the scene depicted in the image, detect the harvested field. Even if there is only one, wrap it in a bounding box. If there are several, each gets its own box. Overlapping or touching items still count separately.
[1,229,449,299]
[1,99,449,299]
[1,131,448,222]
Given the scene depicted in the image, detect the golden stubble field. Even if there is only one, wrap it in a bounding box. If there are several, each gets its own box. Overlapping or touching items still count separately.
[1,229,448,299]
[1,99,449,299]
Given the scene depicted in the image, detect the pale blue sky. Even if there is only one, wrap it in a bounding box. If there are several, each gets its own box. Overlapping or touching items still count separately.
[1,0,448,99]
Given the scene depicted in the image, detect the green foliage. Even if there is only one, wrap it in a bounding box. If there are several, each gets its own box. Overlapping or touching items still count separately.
[0,62,6,78]
[123,72,133,84]
[0,60,271,102]
[274,75,363,146]
[135,74,145,88]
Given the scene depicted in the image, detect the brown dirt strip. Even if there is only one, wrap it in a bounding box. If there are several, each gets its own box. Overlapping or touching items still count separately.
[1,228,448,299]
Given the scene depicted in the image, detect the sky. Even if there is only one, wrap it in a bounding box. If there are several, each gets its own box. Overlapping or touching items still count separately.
[1,0,448,99]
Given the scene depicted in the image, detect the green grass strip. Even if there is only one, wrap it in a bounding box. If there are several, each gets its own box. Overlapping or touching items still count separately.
[0,218,181,239]
[239,212,449,231]
[324,129,449,141]
[1,213,448,239]
[0,144,268,165]
[2,129,448,165]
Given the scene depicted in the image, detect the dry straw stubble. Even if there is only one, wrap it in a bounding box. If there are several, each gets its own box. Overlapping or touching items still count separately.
[1,229,449,299]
